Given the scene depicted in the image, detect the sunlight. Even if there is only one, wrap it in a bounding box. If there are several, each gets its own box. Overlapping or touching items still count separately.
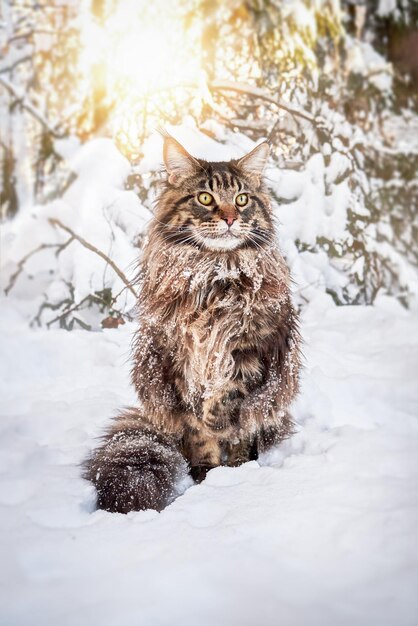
[79,0,203,158]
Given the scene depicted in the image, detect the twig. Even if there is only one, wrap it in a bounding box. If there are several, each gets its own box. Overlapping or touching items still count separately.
[45,294,133,329]
[111,283,132,305]
[4,239,72,295]
[48,218,137,297]
[46,295,91,328]
[204,96,266,132]
[210,80,323,126]
[0,55,31,75]
[0,75,66,138]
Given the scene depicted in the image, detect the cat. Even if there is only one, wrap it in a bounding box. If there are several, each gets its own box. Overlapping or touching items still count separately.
[84,134,301,513]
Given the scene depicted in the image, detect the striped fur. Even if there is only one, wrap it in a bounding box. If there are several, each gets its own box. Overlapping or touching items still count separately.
[84,137,301,512]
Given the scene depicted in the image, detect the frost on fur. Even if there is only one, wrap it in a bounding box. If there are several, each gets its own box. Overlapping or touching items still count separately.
[85,142,301,512]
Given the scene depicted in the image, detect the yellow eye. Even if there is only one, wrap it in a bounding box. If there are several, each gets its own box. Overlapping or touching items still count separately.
[235,193,248,207]
[198,192,214,206]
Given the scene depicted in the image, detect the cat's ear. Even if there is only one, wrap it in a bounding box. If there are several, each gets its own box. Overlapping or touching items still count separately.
[162,134,200,186]
[237,141,270,186]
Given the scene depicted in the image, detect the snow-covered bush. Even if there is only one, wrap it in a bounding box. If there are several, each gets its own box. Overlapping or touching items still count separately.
[1,116,417,330]
[1,0,417,327]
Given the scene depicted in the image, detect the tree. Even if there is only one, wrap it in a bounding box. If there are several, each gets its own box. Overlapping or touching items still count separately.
[1,0,417,328]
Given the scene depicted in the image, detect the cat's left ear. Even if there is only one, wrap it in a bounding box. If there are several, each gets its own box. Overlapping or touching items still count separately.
[162,134,200,186]
[237,141,270,186]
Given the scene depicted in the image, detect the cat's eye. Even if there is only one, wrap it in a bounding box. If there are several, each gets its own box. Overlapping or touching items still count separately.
[235,193,248,207]
[198,192,214,206]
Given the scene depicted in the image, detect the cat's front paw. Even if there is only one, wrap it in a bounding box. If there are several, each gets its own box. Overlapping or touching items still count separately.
[190,465,214,483]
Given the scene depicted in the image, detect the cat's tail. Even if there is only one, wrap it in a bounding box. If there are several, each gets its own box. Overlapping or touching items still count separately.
[83,408,188,513]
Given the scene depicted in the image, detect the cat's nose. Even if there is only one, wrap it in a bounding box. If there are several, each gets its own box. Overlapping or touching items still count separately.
[219,204,238,227]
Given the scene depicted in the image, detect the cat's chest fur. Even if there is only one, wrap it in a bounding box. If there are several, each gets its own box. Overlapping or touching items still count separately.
[142,244,290,402]
[165,252,289,400]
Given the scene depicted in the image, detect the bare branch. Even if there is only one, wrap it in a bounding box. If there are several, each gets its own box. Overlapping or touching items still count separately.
[4,239,72,295]
[45,293,133,329]
[0,75,66,138]
[210,80,323,126]
[45,294,92,329]
[204,96,265,132]
[48,218,138,298]
[0,55,32,75]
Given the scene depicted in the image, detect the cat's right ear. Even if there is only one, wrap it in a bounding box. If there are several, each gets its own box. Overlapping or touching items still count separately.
[162,134,199,186]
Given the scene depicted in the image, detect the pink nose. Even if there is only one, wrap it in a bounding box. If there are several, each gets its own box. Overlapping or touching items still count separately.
[225,217,236,226]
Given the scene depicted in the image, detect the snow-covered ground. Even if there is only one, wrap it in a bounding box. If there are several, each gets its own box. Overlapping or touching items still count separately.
[1,123,417,625]
[1,292,417,626]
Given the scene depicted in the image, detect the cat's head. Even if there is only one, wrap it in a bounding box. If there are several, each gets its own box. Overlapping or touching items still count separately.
[155,134,274,252]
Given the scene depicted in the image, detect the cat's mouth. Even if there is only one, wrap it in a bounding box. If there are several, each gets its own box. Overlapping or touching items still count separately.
[198,231,243,251]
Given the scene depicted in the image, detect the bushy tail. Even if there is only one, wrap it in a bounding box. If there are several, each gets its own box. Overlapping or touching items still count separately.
[83,409,187,513]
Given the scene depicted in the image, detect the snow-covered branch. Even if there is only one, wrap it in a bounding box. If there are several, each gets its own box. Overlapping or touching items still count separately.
[4,239,73,296]
[48,218,137,298]
[210,80,324,127]
[0,75,65,138]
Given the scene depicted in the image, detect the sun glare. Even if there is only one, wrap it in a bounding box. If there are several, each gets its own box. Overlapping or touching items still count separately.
[79,0,203,158]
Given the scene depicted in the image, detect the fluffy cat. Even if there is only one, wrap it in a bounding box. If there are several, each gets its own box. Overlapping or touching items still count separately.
[84,134,301,513]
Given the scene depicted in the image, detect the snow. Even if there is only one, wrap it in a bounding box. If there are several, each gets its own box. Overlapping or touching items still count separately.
[1,292,417,626]
[377,0,397,18]
[1,120,417,624]
[0,138,145,327]
[1,121,415,327]
[2,1,417,620]
[345,39,392,93]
